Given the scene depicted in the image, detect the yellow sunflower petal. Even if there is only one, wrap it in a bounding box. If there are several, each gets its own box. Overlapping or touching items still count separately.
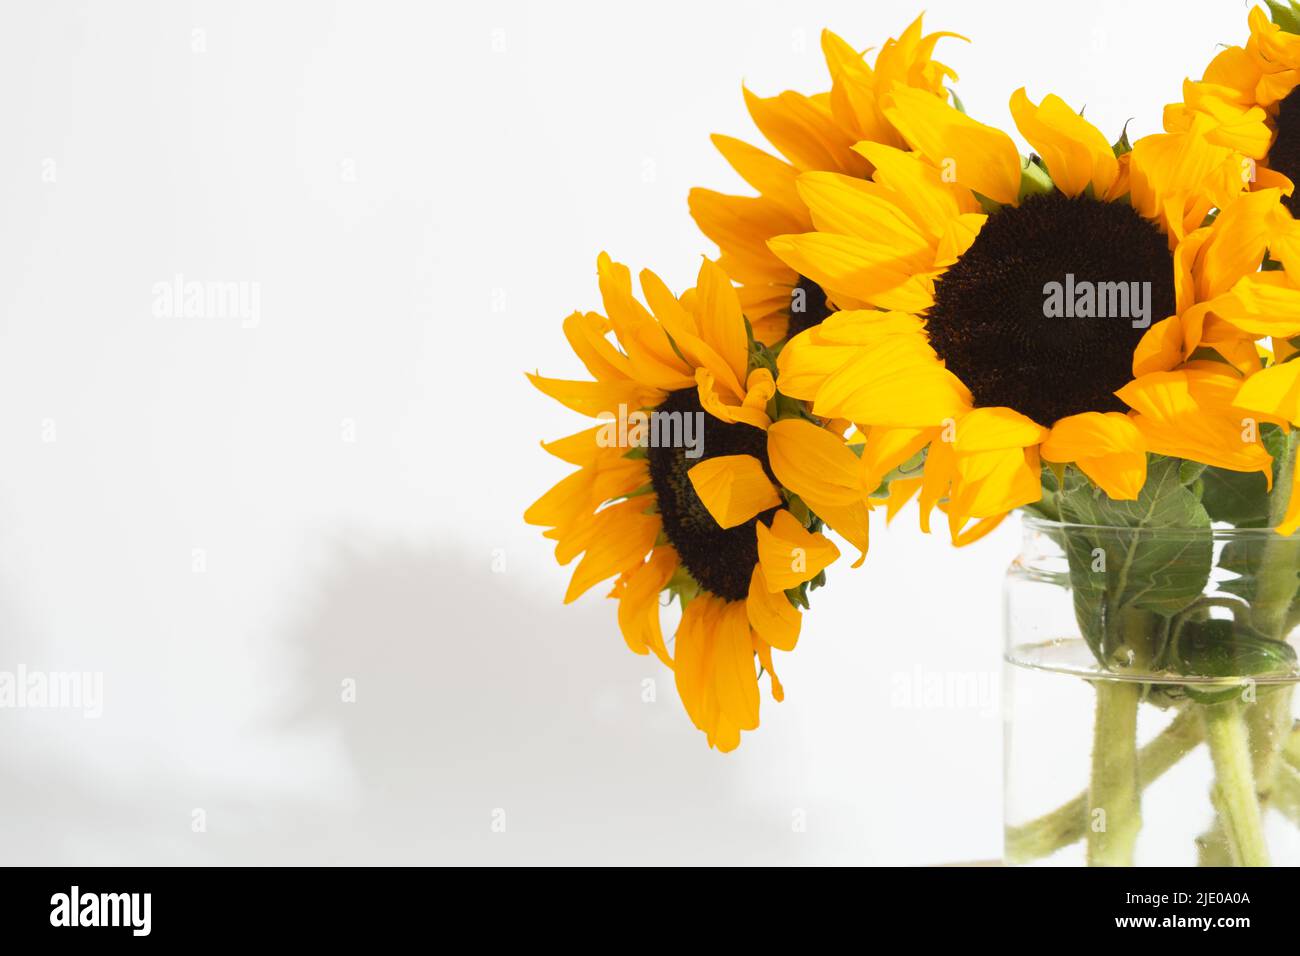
[860,425,933,490]
[1234,359,1300,422]
[1196,188,1286,299]
[949,511,1009,547]
[562,311,633,383]
[767,231,936,312]
[752,636,785,702]
[709,133,806,223]
[945,408,1048,525]
[755,509,840,591]
[693,257,751,389]
[813,335,972,426]
[614,546,678,665]
[774,310,923,400]
[950,445,1043,524]
[807,499,871,567]
[687,453,782,529]
[1009,88,1118,198]
[712,599,761,736]
[695,367,773,429]
[853,141,983,230]
[1117,369,1273,477]
[1210,273,1300,339]
[795,171,935,255]
[563,500,661,603]
[1133,315,1186,377]
[673,597,719,740]
[952,406,1050,451]
[1040,411,1148,500]
[742,86,866,176]
[881,86,1022,205]
[746,564,800,652]
[767,418,866,506]
[526,373,663,419]
[881,475,925,522]
[1128,124,1240,244]
[918,431,957,534]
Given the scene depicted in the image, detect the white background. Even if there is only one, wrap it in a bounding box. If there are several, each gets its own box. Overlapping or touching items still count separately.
[0,0,1252,864]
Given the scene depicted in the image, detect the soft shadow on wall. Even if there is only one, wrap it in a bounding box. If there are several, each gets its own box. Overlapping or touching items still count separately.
[270,540,829,865]
[0,530,998,868]
[1,538,862,864]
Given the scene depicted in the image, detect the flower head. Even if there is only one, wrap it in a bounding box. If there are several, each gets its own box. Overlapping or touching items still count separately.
[527,255,870,749]
[770,89,1284,540]
[689,15,964,346]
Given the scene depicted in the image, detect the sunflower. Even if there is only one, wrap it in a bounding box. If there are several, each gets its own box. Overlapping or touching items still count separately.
[768,88,1292,540]
[526,254,870,751]
[688,14,962,347]
[1164,5,1300,211]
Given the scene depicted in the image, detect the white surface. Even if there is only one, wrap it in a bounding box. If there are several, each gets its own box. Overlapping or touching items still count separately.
[0,0,1248,864]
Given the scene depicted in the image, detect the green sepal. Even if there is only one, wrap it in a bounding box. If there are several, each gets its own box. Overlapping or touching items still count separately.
[1267,0,1300,34]
[1112,120,1134,158]
[1018,155,1055,202]
[785,584,810,611]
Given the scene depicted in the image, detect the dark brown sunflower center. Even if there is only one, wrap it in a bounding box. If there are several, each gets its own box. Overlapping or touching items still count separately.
[924,192,1176,427]
[645,389,778,602]
[787,275,832,338]
[1273,86,1300,216]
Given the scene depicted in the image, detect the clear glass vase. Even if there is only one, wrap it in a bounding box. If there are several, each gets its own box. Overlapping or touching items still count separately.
[1004,516,1300,866]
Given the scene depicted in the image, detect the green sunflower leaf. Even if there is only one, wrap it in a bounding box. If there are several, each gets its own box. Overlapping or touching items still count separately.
[1200,424,1286,528]
[1055,456,1213,664]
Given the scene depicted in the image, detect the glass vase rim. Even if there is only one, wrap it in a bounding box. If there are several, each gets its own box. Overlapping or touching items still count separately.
[1020,513,1289,540]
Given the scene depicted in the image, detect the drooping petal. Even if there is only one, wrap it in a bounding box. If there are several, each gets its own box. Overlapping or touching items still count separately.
[947,408,1049,527]
[767,418,867,506]
[1040,411,1148,500]
[752,636,785,702]
[755,509,840,591]
[687,454,782,529]
[695,366,775,430]
[949,445,1043,525]
[746,564,800,652]
[613,546,679,665]
[712,600,761,738]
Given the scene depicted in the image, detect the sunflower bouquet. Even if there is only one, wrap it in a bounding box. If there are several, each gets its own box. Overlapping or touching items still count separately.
[528,9,1300,866]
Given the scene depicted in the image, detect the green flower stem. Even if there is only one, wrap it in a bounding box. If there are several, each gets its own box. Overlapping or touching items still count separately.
[1087,680,1143,866]
[1286,723,1300,769]
[1201,699,1271,867]
[1005,707,1201,863]
[1273,723,1300,827]
[1273,760,1300,827]
[1245,685,1294,804]
[1251,431,1299,641]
